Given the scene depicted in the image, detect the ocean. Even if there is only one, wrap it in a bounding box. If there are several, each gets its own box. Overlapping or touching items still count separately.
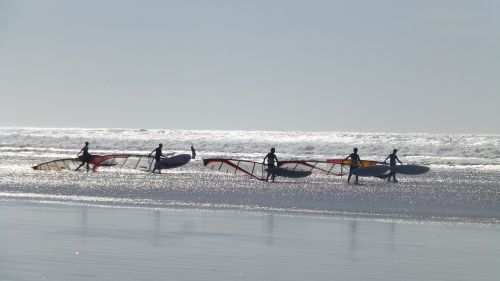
[1,127,499,281]
[0,127,498,223]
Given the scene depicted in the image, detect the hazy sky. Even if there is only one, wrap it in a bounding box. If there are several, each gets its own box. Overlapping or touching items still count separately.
[1,0,499,133]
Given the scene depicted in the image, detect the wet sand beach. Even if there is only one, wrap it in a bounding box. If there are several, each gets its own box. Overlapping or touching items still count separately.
[1,200,499,281]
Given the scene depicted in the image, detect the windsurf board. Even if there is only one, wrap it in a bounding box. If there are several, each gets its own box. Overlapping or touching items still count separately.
[351,165,389,176]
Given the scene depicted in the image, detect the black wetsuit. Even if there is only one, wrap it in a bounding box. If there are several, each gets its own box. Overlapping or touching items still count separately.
[265,152,278,182]
[387,153,399,173]
[154,147,162,162]
[75,145,92,172]
[81,146,91,163]
[388,153,398,166]
[349,153,360,170]
[266,152,277,168]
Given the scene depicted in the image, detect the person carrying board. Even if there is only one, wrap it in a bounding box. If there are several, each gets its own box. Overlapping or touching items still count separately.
[383,149,403,182]
[263,148,279,182]
[149,143,167,174]
[345,147,361,184]
[75,142,92,172]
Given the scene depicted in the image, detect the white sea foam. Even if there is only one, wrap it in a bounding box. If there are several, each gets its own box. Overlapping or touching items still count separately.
[1,127,499,166]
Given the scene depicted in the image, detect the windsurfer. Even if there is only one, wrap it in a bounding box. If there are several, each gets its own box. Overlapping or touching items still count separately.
[345,147,361,184]
[263,148,278,182]
[191,146,196,159]
[383,149,403,182]
[75,142,92,172]
[149,143,166,173]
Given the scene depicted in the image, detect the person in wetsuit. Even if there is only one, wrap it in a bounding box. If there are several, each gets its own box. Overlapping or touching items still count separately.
[191,146,196,159]
[75,142,92,172]
[263,148,278,182]
[149,143,166,173]
[384,149,403,182]
[345,147,361,184]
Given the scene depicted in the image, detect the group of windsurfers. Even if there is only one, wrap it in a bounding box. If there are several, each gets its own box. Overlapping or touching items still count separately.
[75,142,402,183]
[263,147,403,184]
[343,147,403,184]
[74,142,197,173]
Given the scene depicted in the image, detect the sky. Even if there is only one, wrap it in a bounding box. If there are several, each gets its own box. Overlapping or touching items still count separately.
[0,0,499,133]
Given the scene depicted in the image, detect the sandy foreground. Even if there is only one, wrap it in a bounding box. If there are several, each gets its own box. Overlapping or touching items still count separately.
[0,200,499,281]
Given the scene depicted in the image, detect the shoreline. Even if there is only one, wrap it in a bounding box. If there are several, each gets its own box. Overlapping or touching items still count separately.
[2,194,499,225]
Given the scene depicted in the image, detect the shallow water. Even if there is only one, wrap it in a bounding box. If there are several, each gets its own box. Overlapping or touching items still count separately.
[1,127,499,280]
[0,127,499,223]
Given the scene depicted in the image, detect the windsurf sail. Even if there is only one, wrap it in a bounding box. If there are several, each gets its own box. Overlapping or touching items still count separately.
[203,158,267,180]
[277,159,382,177]
[95,154,191,172]
[326,159,380,167]
[32,158,85,171]
[203,158,313,180]
[32,154,130,172]
[34,153,190,173]
[95,155,156,172]
[277,160,346,176]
